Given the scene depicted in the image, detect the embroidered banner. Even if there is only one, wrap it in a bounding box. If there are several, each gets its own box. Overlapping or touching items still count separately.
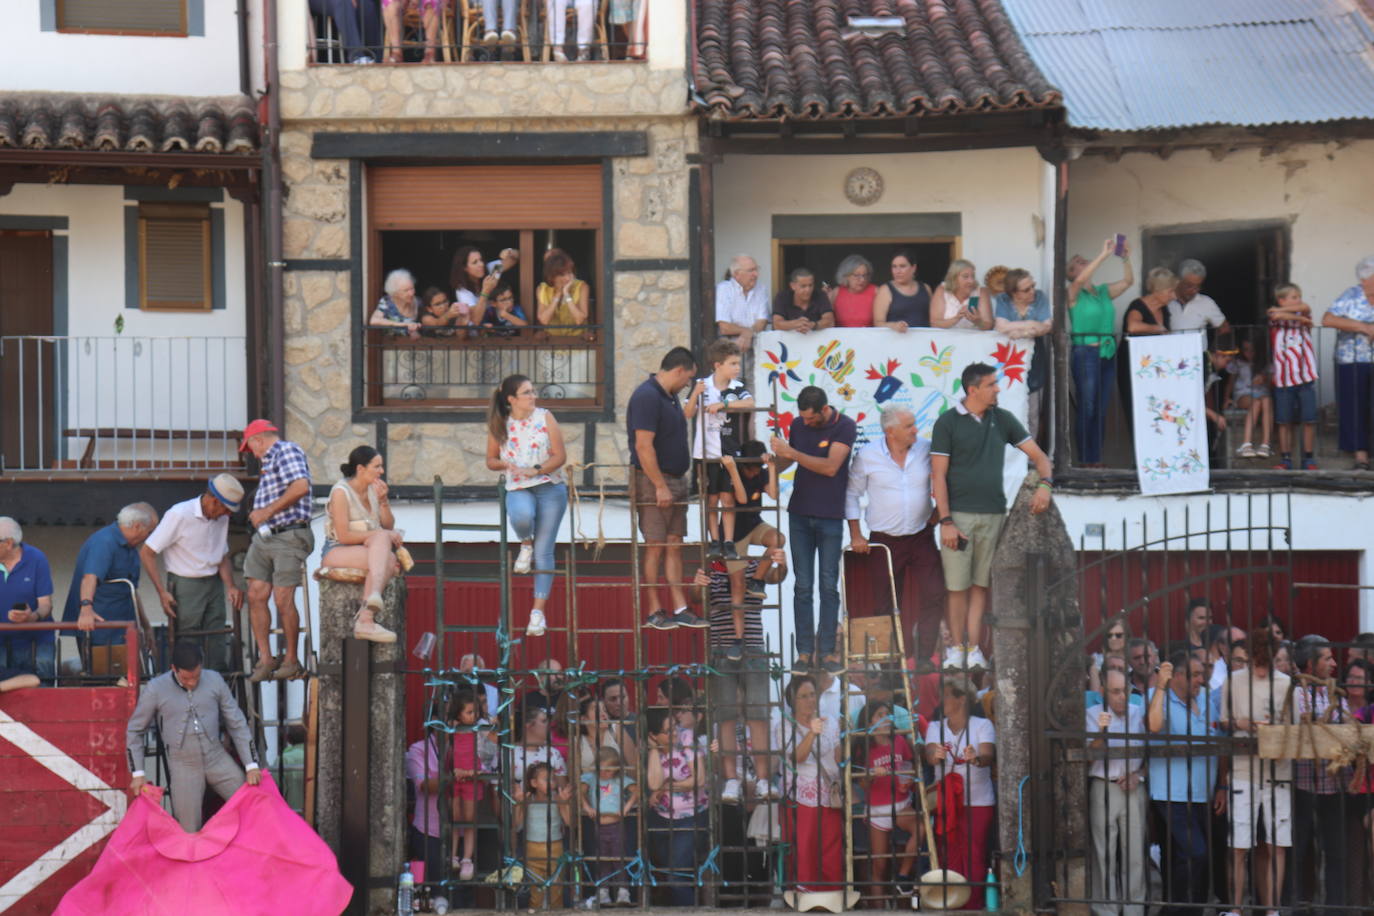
[1129,331,1210,495]
[751,328,1033,509]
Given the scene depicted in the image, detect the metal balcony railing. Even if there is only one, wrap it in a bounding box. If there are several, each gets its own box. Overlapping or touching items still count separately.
[0,335,248,474]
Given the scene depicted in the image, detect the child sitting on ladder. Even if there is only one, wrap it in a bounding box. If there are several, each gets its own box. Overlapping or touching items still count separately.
[684,337,755,562]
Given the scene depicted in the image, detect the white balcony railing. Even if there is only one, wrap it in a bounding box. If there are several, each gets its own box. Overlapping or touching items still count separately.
[0,335,248,474]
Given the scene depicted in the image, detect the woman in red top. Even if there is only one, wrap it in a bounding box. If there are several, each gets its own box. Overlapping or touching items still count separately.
[832,254,877,327]
[859,700,923,900]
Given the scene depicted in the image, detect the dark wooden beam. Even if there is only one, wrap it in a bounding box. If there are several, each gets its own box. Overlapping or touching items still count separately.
[0,163,258,189]
[0,149,260,170]
[701,130,1055,156]
[310,130,649,160]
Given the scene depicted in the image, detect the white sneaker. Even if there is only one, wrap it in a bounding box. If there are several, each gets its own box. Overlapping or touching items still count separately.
[942,645,966,669]
[514,542,533,574]
[500,29,517,45]
[553,47,568,62]
[526,608,547,637]
[754,777,779,800]
[482,29,499,46]
[597,887,613,906]
[965,645,989,669]
[721,777,742,803]
[1237,442,1256,458]
[615,888,632,906]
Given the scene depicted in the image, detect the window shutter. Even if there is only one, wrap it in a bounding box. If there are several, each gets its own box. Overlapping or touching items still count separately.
[139,203,212,311]
[368,165,603,231]
[59,0,186,34]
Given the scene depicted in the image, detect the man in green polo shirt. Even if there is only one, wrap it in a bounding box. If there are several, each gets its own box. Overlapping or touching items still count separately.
[930,362,1053,670]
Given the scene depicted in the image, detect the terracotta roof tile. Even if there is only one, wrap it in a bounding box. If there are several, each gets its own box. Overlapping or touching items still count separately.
[694,0,1062,121]
[0,93,259,155]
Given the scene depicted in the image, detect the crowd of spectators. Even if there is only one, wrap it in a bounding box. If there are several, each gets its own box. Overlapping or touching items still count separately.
[370,246,591,341]
[1083,604,1374,916]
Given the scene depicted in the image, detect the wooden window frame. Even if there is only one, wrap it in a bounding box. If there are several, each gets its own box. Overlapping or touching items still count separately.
[138,202,213,312]
[57,0,189,37]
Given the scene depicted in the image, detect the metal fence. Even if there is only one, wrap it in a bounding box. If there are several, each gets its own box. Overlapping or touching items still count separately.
[306,2,647,66]
[0,335,248,473]
[364,327,604,408]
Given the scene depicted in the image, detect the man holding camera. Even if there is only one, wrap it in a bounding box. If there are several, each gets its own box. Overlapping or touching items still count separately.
[930,362,1053,670]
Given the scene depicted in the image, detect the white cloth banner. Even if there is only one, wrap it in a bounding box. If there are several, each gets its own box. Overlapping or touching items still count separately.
[1129,331,1210,495]
[751,328,1032,509]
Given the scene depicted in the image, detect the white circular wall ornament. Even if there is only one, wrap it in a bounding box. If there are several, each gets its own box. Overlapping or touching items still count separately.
[844,167,884,206]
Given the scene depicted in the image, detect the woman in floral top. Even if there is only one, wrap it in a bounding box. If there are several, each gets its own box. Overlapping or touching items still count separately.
[773,675,843,893]
[645,706,717,907]
[485,374,567,637]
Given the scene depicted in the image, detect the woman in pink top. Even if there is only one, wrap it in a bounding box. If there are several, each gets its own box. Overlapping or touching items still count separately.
[931,259,994,330]
[832,254,877,328]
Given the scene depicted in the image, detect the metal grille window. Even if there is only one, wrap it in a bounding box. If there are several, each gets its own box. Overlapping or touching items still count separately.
[138,203,212,311]
[58,0,187,35]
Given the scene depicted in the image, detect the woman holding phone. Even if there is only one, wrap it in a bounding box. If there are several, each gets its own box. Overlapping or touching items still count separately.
[1067,238,1135,466]
[931,259,994,330]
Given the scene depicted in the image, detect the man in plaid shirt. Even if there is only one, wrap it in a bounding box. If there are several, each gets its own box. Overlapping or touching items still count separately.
[1291,635,1350,908]
[240,419,313,682]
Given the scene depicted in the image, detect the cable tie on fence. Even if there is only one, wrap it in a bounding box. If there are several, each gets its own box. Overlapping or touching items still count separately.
[625,851,656,887]
[1014,774,1030,877]
[696,845,724,886]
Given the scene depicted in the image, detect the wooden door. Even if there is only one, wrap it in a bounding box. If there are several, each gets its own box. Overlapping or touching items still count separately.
[0,231,55,470]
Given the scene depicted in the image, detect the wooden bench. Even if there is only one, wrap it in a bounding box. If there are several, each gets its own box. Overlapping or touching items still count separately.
[61,428,245,471]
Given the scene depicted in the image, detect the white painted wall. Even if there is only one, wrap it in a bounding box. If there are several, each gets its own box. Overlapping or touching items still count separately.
[0,184,249,460]
[1057,490,1374,631]
[2,1,248,96]
[712,147,1053,296]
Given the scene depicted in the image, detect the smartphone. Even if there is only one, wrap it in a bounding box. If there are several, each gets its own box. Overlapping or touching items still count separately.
[957,536,970,552]
[1113,233,1127,257]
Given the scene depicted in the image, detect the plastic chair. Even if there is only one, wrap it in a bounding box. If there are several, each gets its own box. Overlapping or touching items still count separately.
[458,0,531,62]
[539,0,609,61]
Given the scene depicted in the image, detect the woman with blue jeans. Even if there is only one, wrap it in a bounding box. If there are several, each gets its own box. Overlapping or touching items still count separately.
[486,375,568,637]
[1067,239,1135,465]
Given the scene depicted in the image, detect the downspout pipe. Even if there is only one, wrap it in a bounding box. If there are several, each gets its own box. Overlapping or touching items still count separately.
[263,0,286,423]
[237,0,251,96]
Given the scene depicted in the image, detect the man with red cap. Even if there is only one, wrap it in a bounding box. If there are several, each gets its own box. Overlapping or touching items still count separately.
[239,420,313,682]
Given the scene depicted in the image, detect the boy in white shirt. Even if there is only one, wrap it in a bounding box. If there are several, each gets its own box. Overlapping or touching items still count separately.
[684,338,754,561]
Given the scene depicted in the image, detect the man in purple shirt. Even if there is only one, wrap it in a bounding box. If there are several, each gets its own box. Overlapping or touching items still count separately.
[770,386,857,674]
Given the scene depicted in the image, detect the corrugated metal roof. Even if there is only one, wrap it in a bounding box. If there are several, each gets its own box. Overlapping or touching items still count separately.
[1002,0,1374,130]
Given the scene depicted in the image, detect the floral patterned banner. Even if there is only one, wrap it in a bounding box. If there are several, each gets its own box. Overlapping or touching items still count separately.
[1128,331,1210,495]
[752,328,1033,509]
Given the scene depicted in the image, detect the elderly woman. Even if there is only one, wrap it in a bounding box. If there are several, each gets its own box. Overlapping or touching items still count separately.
[832,254,877,328]
[873,249,933,332]
[773,266,835,333]
[1117,268,1177,432]
[1321,255,1374,469]
[932,259,993,330]
[1068,239,1135,466]
[369,269,422,338]
[994,269,1053,438]
[320,444,402,644]
[924,674,997,910]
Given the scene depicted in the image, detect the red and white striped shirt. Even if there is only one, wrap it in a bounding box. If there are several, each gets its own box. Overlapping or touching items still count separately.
[1269,320,1317,388]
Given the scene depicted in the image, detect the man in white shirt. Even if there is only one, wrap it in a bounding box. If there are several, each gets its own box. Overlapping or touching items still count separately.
[1220,630,1295,916]
[139,474,245,671]
[715,253,769,379]
[1168,259,1231,334]
[1086,669,1147,916]
[845,405,944,661]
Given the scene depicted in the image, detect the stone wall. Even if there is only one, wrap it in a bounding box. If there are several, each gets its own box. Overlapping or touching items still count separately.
[279,64,696,487]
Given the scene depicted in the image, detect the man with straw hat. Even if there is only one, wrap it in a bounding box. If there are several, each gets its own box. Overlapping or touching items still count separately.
[139,473,246,671]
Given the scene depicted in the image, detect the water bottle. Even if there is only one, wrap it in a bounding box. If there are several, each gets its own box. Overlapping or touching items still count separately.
[397,865,414,916]
[984,866,999,911]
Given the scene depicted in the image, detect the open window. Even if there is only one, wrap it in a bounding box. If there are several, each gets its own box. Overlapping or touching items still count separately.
[364,163,605,411]
[775,238,957,297]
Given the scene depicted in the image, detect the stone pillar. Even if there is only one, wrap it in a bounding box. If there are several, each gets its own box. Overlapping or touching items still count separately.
[990,475,1084,915]
[315,575,407,914]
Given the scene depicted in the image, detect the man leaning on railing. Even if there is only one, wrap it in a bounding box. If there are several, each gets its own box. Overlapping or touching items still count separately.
[0,516,56,682]
[63,503,160,676]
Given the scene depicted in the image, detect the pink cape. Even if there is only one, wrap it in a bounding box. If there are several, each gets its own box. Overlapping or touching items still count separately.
[56,773,352,916]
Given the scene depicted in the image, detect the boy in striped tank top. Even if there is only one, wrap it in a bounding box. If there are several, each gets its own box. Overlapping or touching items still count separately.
[1268,283,1319,470]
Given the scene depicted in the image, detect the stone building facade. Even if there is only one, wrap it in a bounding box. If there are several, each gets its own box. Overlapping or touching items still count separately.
[277,54,696,489]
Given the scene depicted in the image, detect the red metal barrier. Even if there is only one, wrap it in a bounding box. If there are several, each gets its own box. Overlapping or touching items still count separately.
[0,623,139,915]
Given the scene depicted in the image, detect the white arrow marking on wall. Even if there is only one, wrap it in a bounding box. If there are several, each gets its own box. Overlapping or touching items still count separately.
[0,709,126,913]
